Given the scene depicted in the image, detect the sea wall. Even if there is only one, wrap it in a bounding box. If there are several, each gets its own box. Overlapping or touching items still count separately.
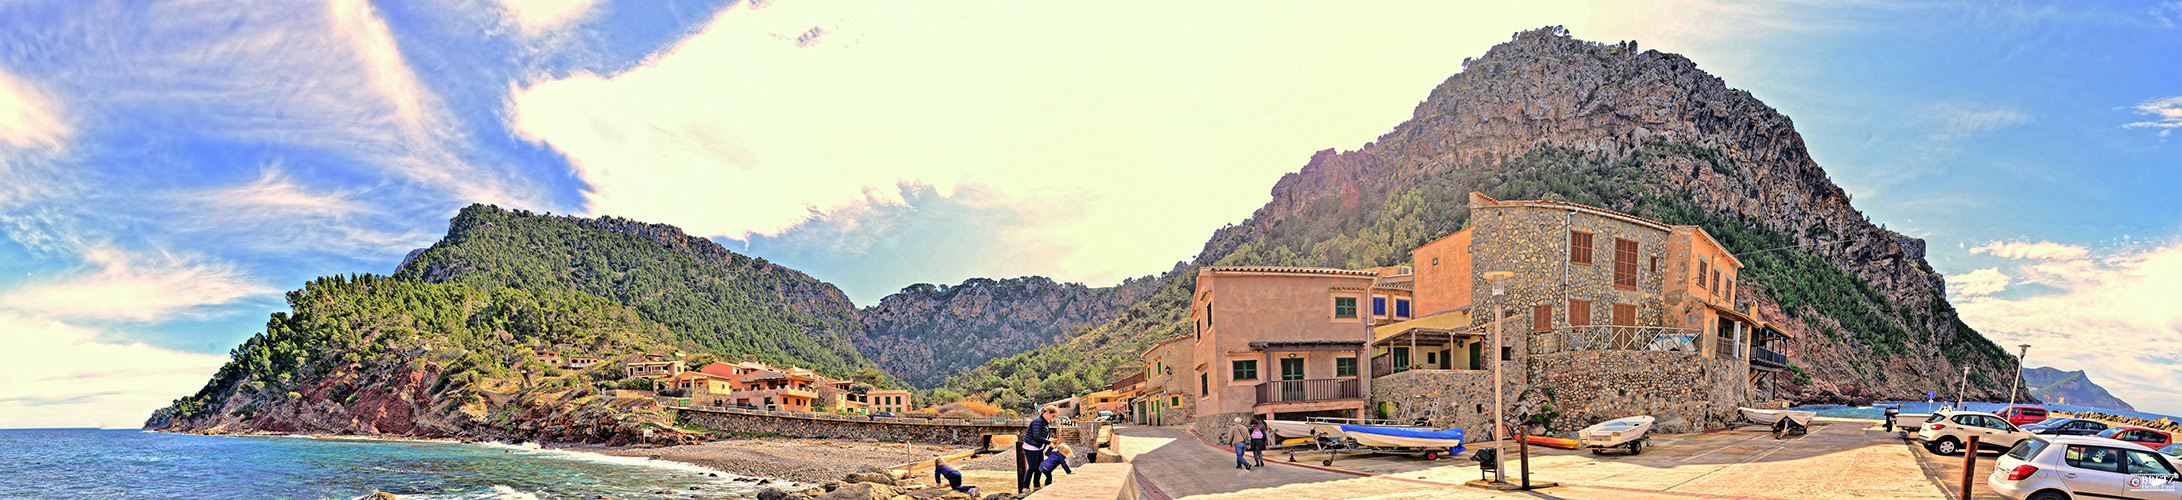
[677,406,1028,446]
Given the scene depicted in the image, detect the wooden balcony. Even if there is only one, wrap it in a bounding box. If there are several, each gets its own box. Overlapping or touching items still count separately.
[1254,378,1361,406]
[1751,346,1788,371]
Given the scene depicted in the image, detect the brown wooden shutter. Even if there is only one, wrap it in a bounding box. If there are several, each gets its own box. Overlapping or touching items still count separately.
[1613,238,1638,289]
[1531,303,1552,332]
[1697,259,1708,289]
[1612,303,1635,326]
[1568,299,1591,326]
[1570,231,1592,265]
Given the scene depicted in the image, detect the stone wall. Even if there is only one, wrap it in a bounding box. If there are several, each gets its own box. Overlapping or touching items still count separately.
[678,407,1027,446]
[1366,369,1497,435]
[1527,350,1748,433]
[1469,199,1672,334]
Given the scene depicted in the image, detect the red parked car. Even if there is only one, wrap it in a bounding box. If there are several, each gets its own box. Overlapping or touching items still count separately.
[2094,425,2176,448]
[1994,406,2050,427]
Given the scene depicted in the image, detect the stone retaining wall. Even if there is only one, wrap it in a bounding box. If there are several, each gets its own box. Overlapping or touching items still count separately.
[1528,350,1747,433]
[1367,369,1497,435]
[677,406,1028,446]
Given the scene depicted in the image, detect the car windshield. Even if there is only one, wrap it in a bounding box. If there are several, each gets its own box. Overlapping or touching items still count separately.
[2161,443,2182,456]
[1925,413,1946,423]
[2097,427,2128,438]
[2030,418,2070,426]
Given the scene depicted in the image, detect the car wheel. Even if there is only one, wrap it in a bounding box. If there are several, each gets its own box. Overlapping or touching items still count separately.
[1934,437,1960,455]
[2025,490,2070,500]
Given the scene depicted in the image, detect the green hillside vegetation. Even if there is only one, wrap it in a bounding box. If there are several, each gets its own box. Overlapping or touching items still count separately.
[392,205,876,378]
[945,141,2011,409]
[148,274,676,427]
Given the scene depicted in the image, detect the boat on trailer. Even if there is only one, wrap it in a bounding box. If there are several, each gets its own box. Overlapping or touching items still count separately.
[1578,415,1655,454]
[1339,425,1467,450]
[1266,420,1317,440]
[1739,407,1815,426]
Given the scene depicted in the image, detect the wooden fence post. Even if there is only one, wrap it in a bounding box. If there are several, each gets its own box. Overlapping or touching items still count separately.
[1959,435,1979,500]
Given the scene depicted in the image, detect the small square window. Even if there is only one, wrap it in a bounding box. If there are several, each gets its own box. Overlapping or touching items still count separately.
[1334,297,1358,318]
[1231,360,1258,381]
[1336,357,1357,377]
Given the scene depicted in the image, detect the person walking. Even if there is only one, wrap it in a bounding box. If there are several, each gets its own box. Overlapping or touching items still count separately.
[1227,417,1252,471]
[1248,420,1268,467]
[1019,406,1057,491]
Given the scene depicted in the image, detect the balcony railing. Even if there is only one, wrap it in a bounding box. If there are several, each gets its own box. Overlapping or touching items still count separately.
[1529,325,1702,355]
[1751,346,1787,369]
[1254,378,1360,405]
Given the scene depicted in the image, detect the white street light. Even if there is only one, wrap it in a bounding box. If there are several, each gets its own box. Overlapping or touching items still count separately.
[1482,270,1514,486]
[2008,344,2030,407]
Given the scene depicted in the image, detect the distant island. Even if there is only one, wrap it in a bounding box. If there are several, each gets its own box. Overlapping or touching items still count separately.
[2024,366,2135,411]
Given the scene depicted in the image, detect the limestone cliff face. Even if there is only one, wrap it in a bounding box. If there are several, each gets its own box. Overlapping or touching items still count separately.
[854,276,1156,388]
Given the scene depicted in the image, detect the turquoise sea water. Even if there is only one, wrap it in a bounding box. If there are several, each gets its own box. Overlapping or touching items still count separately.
[1790,402,2181,423]
[0,429,786,500]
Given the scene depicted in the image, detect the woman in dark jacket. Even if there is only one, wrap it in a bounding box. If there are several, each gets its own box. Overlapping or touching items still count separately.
[1019,406,1057,490]
[1248,420,1268,467]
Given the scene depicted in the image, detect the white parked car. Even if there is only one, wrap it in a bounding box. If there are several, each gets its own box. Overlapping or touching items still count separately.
[1917,410,2035,455]
[1988,435,2182,500]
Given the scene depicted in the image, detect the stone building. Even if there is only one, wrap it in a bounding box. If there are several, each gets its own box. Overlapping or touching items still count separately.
[1185,266,1415,437]
[1182,192,1791,435]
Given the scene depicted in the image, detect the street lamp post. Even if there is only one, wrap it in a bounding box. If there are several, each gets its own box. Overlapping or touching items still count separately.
[1483,270,1514,486]
[2007,344,2030,407]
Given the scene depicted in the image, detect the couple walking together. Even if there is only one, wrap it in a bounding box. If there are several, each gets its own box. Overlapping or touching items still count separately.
[1228,417,1269,470]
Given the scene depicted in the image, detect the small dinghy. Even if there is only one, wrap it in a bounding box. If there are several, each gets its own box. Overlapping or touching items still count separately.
[1739,407,1815,426]
[1519,435,1580,450]
[1579,416,1655,454]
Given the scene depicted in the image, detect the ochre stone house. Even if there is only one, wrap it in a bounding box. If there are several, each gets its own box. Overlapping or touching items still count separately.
[1169,192,1789,436]
[1129,334,1197,426]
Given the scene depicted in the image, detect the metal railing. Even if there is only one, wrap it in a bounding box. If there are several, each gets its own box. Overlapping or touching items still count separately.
[1529,325,1702,354]
[1254,378,1360,405]
[1751,346,1787,368]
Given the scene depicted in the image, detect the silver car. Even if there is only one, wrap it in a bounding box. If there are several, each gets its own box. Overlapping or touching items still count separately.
[1987,435,2182,500]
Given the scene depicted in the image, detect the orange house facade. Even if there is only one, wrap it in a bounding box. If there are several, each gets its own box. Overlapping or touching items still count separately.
[1186,265,1415,436]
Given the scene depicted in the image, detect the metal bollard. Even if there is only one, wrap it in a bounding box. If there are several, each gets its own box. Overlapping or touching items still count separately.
[1959,435,1979,500]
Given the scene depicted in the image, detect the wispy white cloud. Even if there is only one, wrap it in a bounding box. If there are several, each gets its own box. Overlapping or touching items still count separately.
[1952,239,2182,415]
[2123,96,2182,137]
[496,0,601,34]
[159,166,435,259]
[1970,240,2090,260]
[0,67,66,149]
[0,313,227,429]
[20,0,549,209]
[1946,267,2010,296]
[0,245,273,322]
[0,67,73,209]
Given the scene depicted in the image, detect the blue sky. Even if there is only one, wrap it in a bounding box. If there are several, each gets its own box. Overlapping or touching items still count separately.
[0,0,2176,428]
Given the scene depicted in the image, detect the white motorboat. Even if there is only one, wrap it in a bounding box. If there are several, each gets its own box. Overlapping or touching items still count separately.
[1267,420,1317,440]
[1339,425,1466,450]
[1739,407,1816,426]
[1578,415,1655,449]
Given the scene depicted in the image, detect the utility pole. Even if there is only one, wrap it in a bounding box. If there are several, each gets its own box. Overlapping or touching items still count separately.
[2007,344,2030,407]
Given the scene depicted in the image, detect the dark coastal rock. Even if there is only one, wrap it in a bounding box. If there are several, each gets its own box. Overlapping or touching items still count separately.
[822,481,844,492]
[758,488,792,500]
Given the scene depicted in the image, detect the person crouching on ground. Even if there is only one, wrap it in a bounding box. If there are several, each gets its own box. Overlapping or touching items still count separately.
[1228,417,1252,471]
[1032,443,1074,487]
[1249,420,1268,467]
[1019,405,1057,490]
[933,457,980,497]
